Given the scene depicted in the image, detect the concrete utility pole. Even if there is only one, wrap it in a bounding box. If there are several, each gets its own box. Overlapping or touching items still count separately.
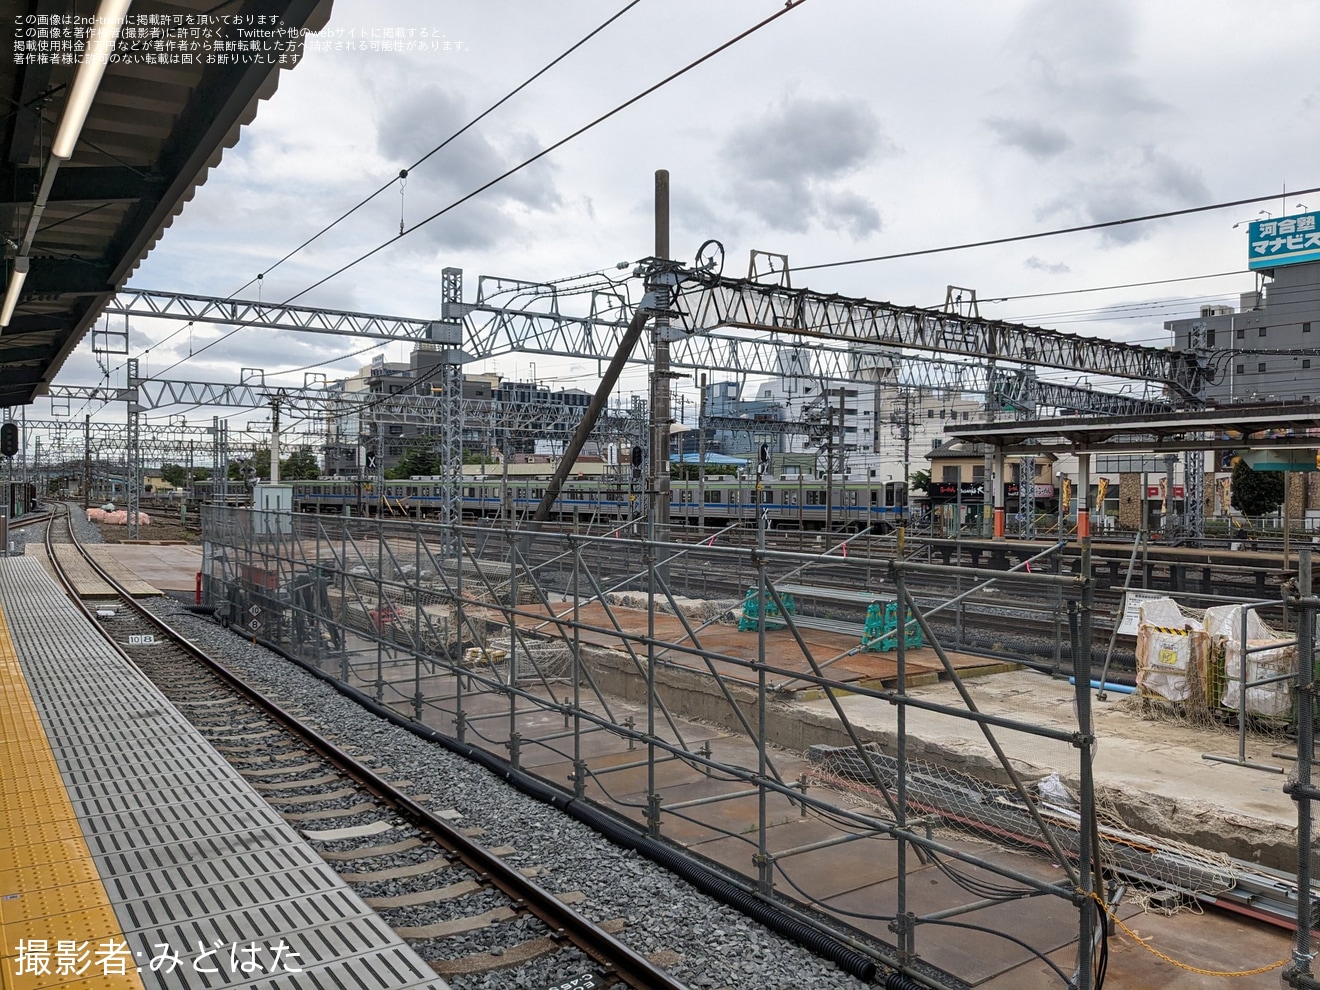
[269,398,281,484]
[825,402,834,536]
[698,372,707,531]
[126,357,141,539]
[650,169,672,550]
[82,414,90,509]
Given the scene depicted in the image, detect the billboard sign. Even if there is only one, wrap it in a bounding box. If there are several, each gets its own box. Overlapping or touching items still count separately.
[924,481,1057,502]
[1248,210,1320,271]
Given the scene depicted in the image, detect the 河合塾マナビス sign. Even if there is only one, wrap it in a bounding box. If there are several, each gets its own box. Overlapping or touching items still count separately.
[1248,209,1320,271]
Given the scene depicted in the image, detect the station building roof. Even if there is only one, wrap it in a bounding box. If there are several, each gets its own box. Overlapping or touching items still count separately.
[0,0,332,407]
[943,401,1320,454]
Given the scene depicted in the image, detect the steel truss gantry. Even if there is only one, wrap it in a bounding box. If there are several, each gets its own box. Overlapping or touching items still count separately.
[36,420,291,482]
[105,288,442,342]
[92,260,1203,535]
[105,267,1190,405]
[667,267,1196,395]
[988,371,1173,418]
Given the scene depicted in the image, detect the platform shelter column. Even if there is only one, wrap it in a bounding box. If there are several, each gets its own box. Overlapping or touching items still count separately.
[992,449,1006,539]
[1076,451,1090,542]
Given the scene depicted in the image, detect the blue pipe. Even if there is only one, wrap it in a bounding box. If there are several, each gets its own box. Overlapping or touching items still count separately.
[1070,677,1135,695]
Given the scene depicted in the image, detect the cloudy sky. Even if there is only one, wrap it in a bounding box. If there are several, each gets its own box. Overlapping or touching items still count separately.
[43,0,1320,446]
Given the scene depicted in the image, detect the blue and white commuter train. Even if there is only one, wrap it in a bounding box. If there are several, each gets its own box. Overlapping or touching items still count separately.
[264,475,909,532]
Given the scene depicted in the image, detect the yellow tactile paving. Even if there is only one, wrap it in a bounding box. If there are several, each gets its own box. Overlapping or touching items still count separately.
[0,603,146,990]
[0,823,88,855]
[0,863,103,899]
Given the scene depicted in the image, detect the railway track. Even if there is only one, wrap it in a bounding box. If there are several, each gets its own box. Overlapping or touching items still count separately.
[8,508,52,531]
[43,506,692,990]
[507,526,1293,676]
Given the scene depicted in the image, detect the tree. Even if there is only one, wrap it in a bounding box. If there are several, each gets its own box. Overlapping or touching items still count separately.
[160,463,211,487]
[385,438,441,480]
[226,447,319,481]
[909,469,932,493]
[673,462,739,480]
[1230,459,1284,516]
[281,448,320,480]
[160,463,188,487]
[228,448,269,481]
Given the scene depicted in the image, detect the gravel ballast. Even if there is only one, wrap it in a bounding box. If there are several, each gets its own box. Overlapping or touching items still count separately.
[146,598,880,990]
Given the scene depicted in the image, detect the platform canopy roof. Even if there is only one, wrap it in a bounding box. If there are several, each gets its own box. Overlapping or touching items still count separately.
[0,0,331,407]
[943,401,1320,454]
[671,452,748,465]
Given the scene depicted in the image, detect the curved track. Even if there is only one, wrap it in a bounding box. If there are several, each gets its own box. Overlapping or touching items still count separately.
[43,506,689,990]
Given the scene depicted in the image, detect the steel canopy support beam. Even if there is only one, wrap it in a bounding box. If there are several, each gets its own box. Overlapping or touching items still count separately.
[29,0,334,409]
[26,259,114,295]
[0,165,165,205]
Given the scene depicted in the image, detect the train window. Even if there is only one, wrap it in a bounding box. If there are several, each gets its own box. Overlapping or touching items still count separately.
[408,487,419,497]
[787,493,797,506]
[709,490,721,503]
[806,491,819,506]
[871,490,878,505]
[848,492,857,506]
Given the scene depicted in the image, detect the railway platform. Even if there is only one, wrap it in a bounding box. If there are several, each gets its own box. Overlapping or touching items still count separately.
[0,555,448,990]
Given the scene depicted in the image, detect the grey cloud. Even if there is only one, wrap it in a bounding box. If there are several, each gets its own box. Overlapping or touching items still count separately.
[720,94,893,238]
[817,191,882,240]
[985,117,1071,160]
[1006,0,1166,118]
[724,95,894,182]
[1012,0,1137,71]
[1035,146,1208,245]
[1024,256,1071,275]
[374,85,560,251]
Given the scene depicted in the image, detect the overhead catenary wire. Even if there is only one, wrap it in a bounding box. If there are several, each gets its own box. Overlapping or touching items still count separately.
[982,270,1248,304]
[147,0,812,378]
[795,185,1320,273]
[283,0,812,305]
[76,0,654,418]
[226,0,650,299]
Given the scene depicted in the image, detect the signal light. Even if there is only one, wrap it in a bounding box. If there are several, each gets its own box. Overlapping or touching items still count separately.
[0,422,17,458]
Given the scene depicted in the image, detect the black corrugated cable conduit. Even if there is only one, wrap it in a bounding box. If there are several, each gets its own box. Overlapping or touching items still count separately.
[252,633,878,983]
[884,971,927,990]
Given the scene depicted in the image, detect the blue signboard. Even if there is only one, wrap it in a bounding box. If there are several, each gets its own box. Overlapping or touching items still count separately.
[1248,209,1320,271]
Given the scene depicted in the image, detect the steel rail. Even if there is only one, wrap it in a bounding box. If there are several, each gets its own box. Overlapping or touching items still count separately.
[8,511,52,530]
[44,504,691,990]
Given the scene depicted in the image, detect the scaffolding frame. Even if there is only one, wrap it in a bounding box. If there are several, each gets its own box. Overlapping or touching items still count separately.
[200,505,1117,987]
